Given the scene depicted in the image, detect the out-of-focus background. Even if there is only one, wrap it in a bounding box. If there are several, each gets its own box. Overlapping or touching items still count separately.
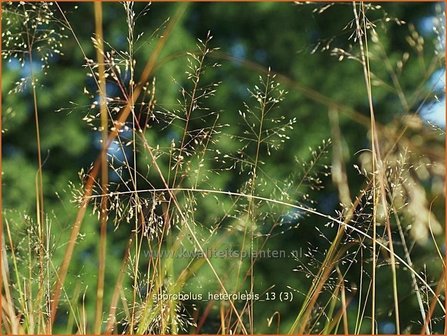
[2,2,445,334]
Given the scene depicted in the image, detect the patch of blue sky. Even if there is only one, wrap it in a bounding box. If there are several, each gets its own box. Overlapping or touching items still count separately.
[417,8,445,129]
[420,97,445,128]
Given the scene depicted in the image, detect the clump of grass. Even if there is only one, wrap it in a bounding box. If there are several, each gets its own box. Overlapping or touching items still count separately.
[2,2,445,334]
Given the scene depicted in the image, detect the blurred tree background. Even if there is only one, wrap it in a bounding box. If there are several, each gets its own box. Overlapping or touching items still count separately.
[2,2,445,334]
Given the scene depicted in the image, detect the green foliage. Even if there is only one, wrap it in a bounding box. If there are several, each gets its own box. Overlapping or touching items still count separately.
[2,2,445,334]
